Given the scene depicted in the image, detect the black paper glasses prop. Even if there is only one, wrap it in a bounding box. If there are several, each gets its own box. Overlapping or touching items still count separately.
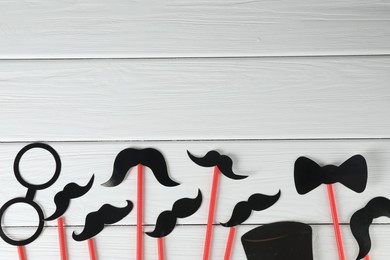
[294,155,368,260]
[241,221,314,260]
[350,197,390,260]
[45,175,95,260]
[0,143,61,260]
[73,201,133,260]
[101,148,179,260]
[187,150,248,260]
[220,190,281,260]
[146,190,203,260]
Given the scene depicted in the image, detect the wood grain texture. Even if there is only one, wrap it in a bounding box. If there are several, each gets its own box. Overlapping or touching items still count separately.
[0,56,390,141]
[0,0,389,58]
[1,1,390,258]
[0,225,388,260]
[0,140,388,226]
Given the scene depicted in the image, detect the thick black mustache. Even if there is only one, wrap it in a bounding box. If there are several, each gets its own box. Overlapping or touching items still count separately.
[221,190,281,227]
[102,148,179,187]
[72,201,133,241]
[146,189,202,238]
[350,197,390,259]
[45,175,95,221]
[187,150,248,180]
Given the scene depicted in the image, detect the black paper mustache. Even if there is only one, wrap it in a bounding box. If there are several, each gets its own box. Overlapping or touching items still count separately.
[221,190,281,227]
[294,155,367,195]
[187,150,248,180]
[46,175,95,221]
[146,189,202,238]
[350,196,390,259]
[102,148,179,187]
[73,201,133,241]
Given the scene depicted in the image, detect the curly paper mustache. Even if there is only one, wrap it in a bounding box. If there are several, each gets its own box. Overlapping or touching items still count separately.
[72,201,133,241]
[187,150,248,180]
[350,196,390,260]
[221,190,281,227]
[45,175,95,221]
[101,148,179,187]
[146,189,202,238]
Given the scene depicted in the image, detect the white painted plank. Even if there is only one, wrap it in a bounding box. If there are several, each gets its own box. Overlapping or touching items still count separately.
[0,225,387,259]
[0,57,389,141]
[0,0,389,58]
[0,140,389,226]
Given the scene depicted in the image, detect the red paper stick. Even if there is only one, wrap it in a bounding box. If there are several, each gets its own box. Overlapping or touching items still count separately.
[203,166,220,260]
[365,256,370,260]
[326,184,345,260]
[57,217,67,260]
[223,227,236,260]
[137,164,143,260]
[17,246,25,260]
[157,237,164,260]
[88,239,96,260]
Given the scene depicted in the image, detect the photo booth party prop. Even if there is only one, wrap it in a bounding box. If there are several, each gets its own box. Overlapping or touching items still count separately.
[241,221,313,260]
[146,190,203,260]
[350,196,390,260]
[46,175,95,221]
[73,201,133,260]
[102,148,179,260]
[0,143,61,260]
[187,150,247,260]
[221,191,281,260]
[45,175,95,260]
[294,155,367,260]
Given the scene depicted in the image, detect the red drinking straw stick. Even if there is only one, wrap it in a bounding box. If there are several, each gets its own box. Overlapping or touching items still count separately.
[57,217,67,260]
[17,246,25,260]
[157,237,164,260]
[326,184,345,260]
[223,227,236,260]
[203,166,220,260]
[88,239,96,260]
[137,164,143,260]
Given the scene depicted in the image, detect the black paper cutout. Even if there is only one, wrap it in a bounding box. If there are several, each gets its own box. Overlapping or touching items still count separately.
[294,155,367,195]
[14,143,61,191]
[187,150,248,180]
[72,201,133,241]
[146,189,202,238]
[221,190,281,227]
[241,221,313,260]
[350,196,390,260]
[0,143,61,246]
[101,148,179,187]
[0,198,44,246]
[45,175,95,221]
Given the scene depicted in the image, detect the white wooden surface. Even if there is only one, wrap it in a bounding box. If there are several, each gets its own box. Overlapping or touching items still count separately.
[1,140,390,225]
[1,57,390,141]
[1,225,390,260]
[0,0,390,259]
[0,0,390,58]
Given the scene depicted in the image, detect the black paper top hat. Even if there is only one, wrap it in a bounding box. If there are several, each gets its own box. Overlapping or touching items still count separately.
[241,221,313,260]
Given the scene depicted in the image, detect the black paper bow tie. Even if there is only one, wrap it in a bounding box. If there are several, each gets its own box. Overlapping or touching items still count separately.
[294,155,368,195]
